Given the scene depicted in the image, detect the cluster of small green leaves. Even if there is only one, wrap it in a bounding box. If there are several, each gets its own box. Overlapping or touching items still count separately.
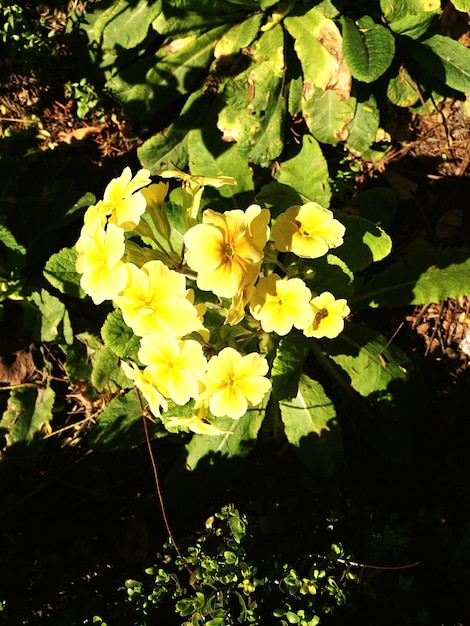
[0,3,56,66]
[123,505,355,626]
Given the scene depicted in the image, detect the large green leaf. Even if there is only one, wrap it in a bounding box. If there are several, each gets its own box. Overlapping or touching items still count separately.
[341,16,395,83]
[380,0,439,39]
[334,214,392,272]
[0,384,55,447]
[153,6,230,35]
[345,93,380,156]
[303,89,356,145]
[214,13,263,57]
[271,332,310,401]
[107,26,226,119]
[101,0,161,50]
[30,289,73,345]
[187,129,253,197]
[101,309,140,361]
[138,89,209,172]
[217,25,286,167]
[451,0,470,10]
[354,248,470,309]
[44,247,85,300]
[280,374,343,476]
[185,403,267,470]
[419,35,470,93]
[88,391,167,451]
[91,345,132,393]
[285,8,344,91]
[275,135,331,206]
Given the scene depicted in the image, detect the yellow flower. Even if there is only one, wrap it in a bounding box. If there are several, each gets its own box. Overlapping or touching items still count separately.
[103,167,151,231]
[183,206,270,298]
[271,202,345,258]
[75,223,128,305]
[140,182,171,241]
[80,200,109,237]
[249,273,313,336]
[121,360,168,418]
[199,347,271,419]
[138,334,207,405]
[114,260,200,337]
[165,410,227,435]
[303,291,350,339]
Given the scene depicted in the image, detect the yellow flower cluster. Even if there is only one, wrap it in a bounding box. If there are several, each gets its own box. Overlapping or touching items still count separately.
[75,168,351,434]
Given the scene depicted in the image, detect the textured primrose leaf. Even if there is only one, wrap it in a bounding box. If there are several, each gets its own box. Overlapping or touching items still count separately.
[451,0,470,10]
[341,16,395,83]
[44,247,85,300]
[271,332,310,401]
[345,93,380,156]
[187,128,253,197]
[138,89,210,172]
[387,66,419,107]
[217,25,286,167]
[380,0,439,38]
[214,13,262,58]
[285,8,344,91]
[280,374,343,476]
[91,345,132,393]
[275,135,331,206]
[101,0,161,50]
[185,403,267,470]
[107,27,226,119]
[30,289,73,345]
[89,392,167,451]
[334,215,392,273]
[303,89,356,145]
[1,384,55,446]
[101,309,140,361]
[419,35,470,93]
[354,247,470,309]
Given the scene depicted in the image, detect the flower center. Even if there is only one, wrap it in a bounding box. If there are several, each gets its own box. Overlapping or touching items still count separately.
[225,243,235,258]
[313,307,328,330]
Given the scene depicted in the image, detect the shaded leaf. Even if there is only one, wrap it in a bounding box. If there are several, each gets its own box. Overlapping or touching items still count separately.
[420,35,470,93]
[30,289,73,345]
[280,374,343,476]
[334,214,392,272]
[345,92,380,156]
[101,0,161,50]
[354,248,470,309]
[91,345,132,393]
[1,384,55,446]
[271,332,310,401]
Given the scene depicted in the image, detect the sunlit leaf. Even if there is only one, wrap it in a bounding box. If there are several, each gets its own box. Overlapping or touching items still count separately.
[1,384,55,446]
[101,0,161,50]
[44,247,85,299]
[303,89,356,145]
[345,93,380,156]
[341,16,395,83]
[275,135,331,206]
[334,215,392,272]
[101,309,140,360]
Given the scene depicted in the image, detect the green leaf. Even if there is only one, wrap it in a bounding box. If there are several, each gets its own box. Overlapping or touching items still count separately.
[0,222,26,255]
[101,0,161,50]
[419,35,470,93]
[30,289,73,345]
[89,391,166,451]
[275,135,331,206]
[44,247,85,299]
[334,215,392,272]
[138,88,210,172]
[354,247,470,309]
[1,384,55,446]
[285,8,344,91]
[451,0,470,10]
[108,26,226,120]
[303,89,356,145]
[280,374,343,476]
[185,403,267,470]
[304,254,354,301]
[101,309,140,360]
[91,345,131,393]
[217,25,286,167]
[345,93,380,156]
[271,332,310,401]
[387,65,419,107]
[214,13,262,57]
[187,128,253,197]
[255,182,302,217]
[341,16,395,83]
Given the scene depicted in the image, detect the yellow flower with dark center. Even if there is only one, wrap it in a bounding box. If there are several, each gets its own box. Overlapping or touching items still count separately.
[199,347,271,419]
[75,223,128,305]
[271,202,345,258]
[249,273,313,336]
[304,291,350,339]
[138,334,207,406]
[183,206,270,299]
[114,260,200,338]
